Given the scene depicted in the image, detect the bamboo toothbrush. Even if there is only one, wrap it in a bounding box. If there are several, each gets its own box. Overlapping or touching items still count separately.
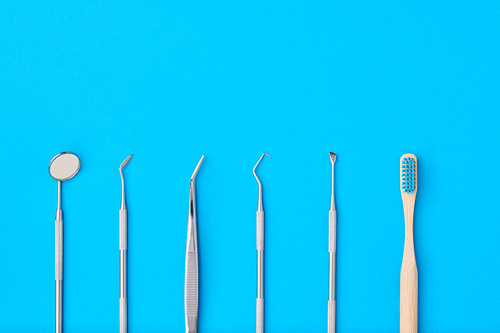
[400,154,418,333]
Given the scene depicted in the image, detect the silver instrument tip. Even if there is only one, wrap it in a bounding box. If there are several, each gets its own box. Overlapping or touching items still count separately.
[253,153,270,212]
[120,154,133,210]
[330,152,336,164]
[120,154,134,171]
[253,153,270,181]
[191,155,205,181]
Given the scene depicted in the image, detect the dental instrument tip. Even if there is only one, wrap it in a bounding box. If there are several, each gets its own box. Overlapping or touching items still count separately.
[253,153,270,178]
[253,153,270,212]
[120,154,134,171]
[191,155,205,181]
[330,152,336,164]
[120,154,133,210]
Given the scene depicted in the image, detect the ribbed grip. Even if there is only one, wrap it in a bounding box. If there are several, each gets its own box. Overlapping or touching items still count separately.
[185,252,198,316]
[55,220,63,281]
[120,297,127,333]
[256,211,264,251]
[329,210,336,253]
[328,300,336,333]
[119,209,127,250]
[256,297,264,333]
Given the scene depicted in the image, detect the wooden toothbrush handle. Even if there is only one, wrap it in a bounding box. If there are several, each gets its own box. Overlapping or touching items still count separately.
[400,259,418,333]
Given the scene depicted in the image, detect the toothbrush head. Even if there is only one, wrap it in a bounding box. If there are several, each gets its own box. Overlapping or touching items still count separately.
[400,154,417,195]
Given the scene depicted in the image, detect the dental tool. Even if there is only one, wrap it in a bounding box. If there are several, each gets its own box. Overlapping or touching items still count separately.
[400,154,418,333]
[328,152,337,333]
[253,153,270,333]
[185,155,204,333]
[119,154,133,333]
[49,152,81,333]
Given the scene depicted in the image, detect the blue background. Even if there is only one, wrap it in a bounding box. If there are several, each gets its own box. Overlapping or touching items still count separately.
[0,1,499,332]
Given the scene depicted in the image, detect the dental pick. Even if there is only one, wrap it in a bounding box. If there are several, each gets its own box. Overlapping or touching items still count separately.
[254,153,270,333]
[119,154,133,333]
[328,152,337,333]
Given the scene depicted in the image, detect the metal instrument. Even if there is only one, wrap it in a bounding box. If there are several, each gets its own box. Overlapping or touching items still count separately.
[49,152,81,333]
[328,152,337,333]
[119,154,133,333]
[253,153,270,333]
[185,155,204,333]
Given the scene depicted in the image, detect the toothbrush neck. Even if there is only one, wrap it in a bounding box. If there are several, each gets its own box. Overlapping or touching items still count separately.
[403,197,415,245]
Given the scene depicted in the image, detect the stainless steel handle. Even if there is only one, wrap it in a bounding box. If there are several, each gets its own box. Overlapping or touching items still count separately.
[185,157,203,333]
[185,206,198,333]
[256,297,264,333]
[185,250,198,333]
[328,300,336,333]
[119,209,127,332]
[328,210,337,333]
[256,211,264,333]
[120,298,127,333]
[55,218,63,333]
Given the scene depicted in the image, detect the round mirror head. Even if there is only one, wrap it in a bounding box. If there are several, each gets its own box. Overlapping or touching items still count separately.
[49,152,81,181]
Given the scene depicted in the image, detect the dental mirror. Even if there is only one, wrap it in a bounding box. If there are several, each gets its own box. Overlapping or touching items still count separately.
[49,151,80,333]
[49,152,81,181]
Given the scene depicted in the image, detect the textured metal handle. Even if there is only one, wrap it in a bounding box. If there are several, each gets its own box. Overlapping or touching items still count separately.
[328,300,336,333]
[328,210,336,333]
[119,210,127,332]
[329,210,336,253]
[55,220,63,281]
[256,297,264,333]
[257,211,264,250]
[120,297,127,333]
[55,219,63,333]
[256,211,264,333]
[185,251,198,333]
[120,209,127,250]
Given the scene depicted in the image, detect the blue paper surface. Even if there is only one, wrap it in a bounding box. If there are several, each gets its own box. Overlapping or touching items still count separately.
[0,1,499,332]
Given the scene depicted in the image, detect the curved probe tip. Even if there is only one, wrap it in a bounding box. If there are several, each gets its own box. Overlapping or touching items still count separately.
[191,155,205,180]
[253,153,270,180]
[120,154,134,172]
[253,153,270,212]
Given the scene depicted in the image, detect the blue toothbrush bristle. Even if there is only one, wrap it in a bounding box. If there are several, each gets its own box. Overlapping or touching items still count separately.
[401,157,416,193]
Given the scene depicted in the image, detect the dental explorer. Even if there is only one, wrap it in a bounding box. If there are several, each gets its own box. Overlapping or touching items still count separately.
[185,155,204,333]
[49,152,81,333]
[119,154,133,333]
[328,152,337,333]
[254,153,270,333]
